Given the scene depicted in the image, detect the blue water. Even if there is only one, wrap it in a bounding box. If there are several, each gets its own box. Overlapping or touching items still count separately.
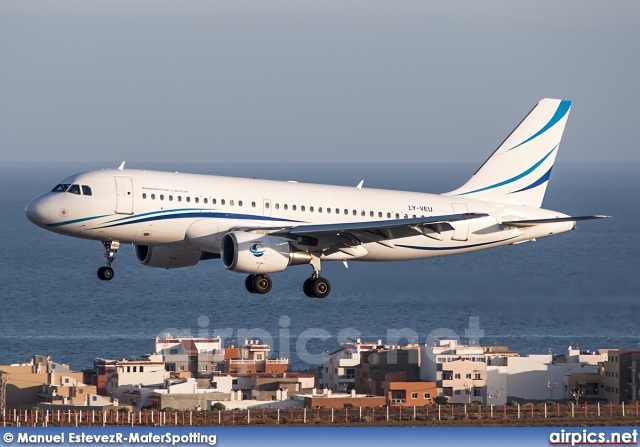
[0,162,638,371]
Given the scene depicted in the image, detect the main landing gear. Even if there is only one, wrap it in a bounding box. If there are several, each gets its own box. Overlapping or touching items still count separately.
[97,240,119,281]
[303,256,331,299]
[245,274,273,295]
[243,258,332,298]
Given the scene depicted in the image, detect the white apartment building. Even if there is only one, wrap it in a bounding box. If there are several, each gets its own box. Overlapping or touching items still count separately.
[319,339,382,392]
[105,355,170,402]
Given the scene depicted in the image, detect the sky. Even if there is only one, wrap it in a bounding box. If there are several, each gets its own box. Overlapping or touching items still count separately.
[2,1,639,165]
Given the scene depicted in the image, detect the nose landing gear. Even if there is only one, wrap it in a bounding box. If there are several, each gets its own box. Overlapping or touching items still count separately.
[97,241,119,281]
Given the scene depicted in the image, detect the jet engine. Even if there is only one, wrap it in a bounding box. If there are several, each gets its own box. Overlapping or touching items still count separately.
[135,244,215,269]
[221,231,312,274]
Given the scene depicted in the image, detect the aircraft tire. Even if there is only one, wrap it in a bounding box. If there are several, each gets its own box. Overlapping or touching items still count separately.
[311,277,331,299]
[253,274,272,295]
[303,278,314,298]
[245,274,257,293]
[97,266,114,281]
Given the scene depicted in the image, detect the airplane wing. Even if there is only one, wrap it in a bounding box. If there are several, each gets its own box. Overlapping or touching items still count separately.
[500,215,611,227]
[243,213,490,252]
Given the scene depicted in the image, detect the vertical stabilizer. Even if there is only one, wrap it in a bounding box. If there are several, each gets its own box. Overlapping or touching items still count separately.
[444,98,571,208]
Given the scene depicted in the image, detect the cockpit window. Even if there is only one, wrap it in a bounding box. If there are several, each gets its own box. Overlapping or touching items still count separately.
[67,184,81,195]
[52,184,70,193]
[82,185,92,196]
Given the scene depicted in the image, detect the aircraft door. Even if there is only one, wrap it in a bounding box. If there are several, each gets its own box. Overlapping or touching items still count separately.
[115,176,134,215]
[451,203,469,241]
[263,199,272,217]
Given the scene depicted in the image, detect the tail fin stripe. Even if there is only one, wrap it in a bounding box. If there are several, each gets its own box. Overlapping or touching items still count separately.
[511,167,552,194]
[507,100,571,151]
[456,145,557,196]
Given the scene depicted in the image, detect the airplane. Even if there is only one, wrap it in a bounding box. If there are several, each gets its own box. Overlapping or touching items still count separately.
[25,98,609,299]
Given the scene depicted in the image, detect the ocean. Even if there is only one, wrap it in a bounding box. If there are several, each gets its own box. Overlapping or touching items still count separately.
[0,162,638,371]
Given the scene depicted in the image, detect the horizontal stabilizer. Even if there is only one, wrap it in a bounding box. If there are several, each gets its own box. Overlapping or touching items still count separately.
[501,215,611,227]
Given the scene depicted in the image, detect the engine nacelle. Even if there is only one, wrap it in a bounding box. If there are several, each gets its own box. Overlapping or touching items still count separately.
[221,232,312,274]
[136,244,210,269]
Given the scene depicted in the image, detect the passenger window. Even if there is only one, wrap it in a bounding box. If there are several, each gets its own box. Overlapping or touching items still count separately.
[212,199,217,204]
[142,193,147,199]
[370,211,374,217]
[186,197,190,203]
[395,213,399,219]
[230,200,234,206]
[318,207,322,213]
[221,199,225,205]
[361,210,365,216]
[378,212,382,218]
[204,198,208,204]
[51,184,70,193]
[292,205,297,211]
[265,202,270,209]
[344,209,348,215]
[195,197,199,203]
[151,194,156,200]
[387,212,391,218]
[336,209,340,214]
[67,184,81,195]
[275,204,279,210]
[301,206,305,212]
[252,202,256,207]
[160,195,164,200]
[284,204,288,210]
[352,210,357,216]
[310,206,314,212]
[178,196,182,202]
[169,195,173,201]
[327,208,331,214]
[82,185,92,196]
[239,201,243,207]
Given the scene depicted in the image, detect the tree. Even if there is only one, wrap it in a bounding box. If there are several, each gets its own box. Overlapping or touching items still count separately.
[433,396,449,405]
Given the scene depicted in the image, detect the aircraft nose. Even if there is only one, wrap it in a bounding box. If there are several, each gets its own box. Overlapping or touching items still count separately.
[25,196,50,227]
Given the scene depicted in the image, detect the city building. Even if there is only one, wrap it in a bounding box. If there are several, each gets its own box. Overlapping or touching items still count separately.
[0,355,84,409]
[319,339,382,392]
[222,339,289,374]
[105,355,170,402]
[355,345,420,395]
[603,350,640,404]
[294,389,386,409]
[381,372,437,406]
[153,336,224,378]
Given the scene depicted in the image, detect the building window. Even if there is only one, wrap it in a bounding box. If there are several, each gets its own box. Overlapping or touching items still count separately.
[166,363,176,372]
[179,366,185,371]
[455,373,461,379]
[454,390,461,395]
[442,371,453,380]
[202,365,208,371]
[474,373,481,380]
[411,392,418,399]
[424,392,430,399]
[170,349,178,354]
[126,367,130,373]
[443,388,453,396]
[466,373,471,379]
[232,379,238,385]
[140,366,144,372]
[473,389,482,396]
[133,366,137,372]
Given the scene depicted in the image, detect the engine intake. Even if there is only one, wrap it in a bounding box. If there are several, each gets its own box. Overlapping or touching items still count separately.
[221,232,311,273]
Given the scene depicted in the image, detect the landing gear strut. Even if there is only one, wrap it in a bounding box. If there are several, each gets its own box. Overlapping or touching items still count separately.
[245,274,272,295]
[303,258,331,299]
[97,241,119,281]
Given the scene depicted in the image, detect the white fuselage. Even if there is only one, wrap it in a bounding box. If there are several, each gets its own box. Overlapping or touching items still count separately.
[25,169,574,262]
